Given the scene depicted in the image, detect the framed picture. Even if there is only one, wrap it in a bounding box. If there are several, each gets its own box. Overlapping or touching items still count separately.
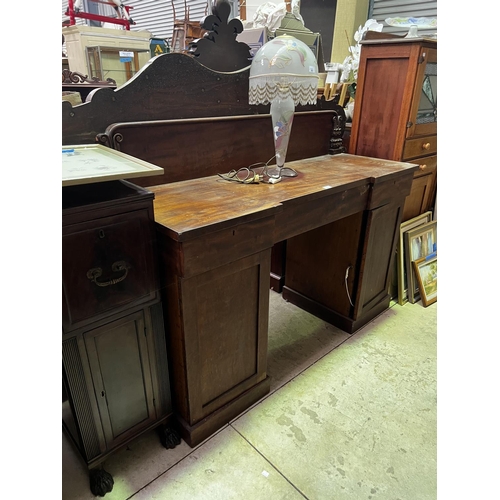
[404,221,437,303]
[412,255,437,306]
[397,211,433,305]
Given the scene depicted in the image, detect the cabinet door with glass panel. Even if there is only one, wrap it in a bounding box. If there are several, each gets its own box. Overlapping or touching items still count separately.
[407,47,437,138]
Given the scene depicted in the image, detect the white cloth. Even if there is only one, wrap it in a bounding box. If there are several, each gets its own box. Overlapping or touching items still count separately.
[252,2,288,33]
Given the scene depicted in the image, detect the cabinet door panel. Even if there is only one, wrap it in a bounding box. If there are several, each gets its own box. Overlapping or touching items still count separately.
[354,202,402,318]
[167,251,270,425]
[84,310,156,449]
[352,56,410,159]
[407,47,437,138]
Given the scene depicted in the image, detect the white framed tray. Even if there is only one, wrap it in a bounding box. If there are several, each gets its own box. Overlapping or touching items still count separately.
[385,17,437,29]
[62,144,164,187]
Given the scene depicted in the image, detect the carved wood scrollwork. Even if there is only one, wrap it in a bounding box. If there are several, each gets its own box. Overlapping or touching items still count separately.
[95,132,123,151]
[113,133,124,151]
[187,0,252,72]
[62,69,116,86]
[95,133,110,147]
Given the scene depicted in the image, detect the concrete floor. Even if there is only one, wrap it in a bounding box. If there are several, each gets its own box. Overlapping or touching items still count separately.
[62,290,437,500]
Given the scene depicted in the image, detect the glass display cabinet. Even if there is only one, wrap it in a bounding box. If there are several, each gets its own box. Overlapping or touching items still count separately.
[349,34,437,222]
[86,46,150,87]
[409,46,437,137]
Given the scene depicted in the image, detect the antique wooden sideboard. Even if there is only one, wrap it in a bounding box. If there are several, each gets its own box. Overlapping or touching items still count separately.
[62,1,417,492]
[148,154,416,446]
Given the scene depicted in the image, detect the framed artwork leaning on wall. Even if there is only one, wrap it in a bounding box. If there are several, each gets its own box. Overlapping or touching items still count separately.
[404,220,437,304]
[397,211,433,305]
[412,254,437,307]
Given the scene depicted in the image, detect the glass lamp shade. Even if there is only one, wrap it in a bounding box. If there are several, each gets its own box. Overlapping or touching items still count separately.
[249,35,319,176]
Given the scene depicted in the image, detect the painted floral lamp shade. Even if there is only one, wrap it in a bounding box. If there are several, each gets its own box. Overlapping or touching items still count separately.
[249,35,318,180]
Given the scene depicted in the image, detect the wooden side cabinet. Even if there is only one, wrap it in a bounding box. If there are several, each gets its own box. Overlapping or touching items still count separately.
[62,180,180,497]
[349,33,437,222]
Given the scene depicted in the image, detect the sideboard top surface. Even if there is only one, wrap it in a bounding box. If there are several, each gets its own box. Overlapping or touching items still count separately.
[150,154,417,241]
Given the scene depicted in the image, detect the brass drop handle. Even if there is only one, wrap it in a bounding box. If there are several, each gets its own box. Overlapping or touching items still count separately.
[419,164,427,171]
[422,142,431,150]
[87,260,131,287]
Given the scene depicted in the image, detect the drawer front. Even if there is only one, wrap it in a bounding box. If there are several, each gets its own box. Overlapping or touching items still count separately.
[63,210,157,331]
[403,135,437,160]
[412,154,437,178]
[402,156,437,222]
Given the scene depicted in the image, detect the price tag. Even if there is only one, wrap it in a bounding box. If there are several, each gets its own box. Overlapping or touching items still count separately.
[119,50,133,63]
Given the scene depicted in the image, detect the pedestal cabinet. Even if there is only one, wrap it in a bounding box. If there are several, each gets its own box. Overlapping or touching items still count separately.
[349,33,437,222]
[62,180,179,497]
[283,174,412,333]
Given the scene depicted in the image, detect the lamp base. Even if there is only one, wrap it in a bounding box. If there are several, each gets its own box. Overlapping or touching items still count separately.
[270,95,295,180]
[264,164,298,183]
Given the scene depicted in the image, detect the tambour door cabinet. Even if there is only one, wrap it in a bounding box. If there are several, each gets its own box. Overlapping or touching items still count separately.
[62,180,179,497]
[349,33,437,222]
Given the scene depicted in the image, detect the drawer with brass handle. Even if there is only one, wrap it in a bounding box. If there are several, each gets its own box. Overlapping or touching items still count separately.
[62,210,157,331]
[403,135,437,160]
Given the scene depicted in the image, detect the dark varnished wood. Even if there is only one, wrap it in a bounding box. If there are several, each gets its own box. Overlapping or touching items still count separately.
[285,212,365,320]
[175,377,271,448]
[270,240,287,291]
[151,154,415,241]
[62,182,178,481]
[97,111,343,187]
[151,153,416,445]
[283,175,412,333]
[161,249,272,443]
[62,181,158,332]
[188,0,252,72]
[62,69,117,102]
[62,51,344,146]
[61,34,346,292]
[62,22,418,453]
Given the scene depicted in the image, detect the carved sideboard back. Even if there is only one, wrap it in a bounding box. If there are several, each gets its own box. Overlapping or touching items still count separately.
[61,0,346,186]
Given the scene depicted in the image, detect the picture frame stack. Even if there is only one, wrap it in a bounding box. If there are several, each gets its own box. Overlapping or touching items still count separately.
[397,212,437,307]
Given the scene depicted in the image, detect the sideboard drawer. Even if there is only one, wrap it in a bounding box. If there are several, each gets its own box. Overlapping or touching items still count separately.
[403,135,437,160]
[62,210,157,331]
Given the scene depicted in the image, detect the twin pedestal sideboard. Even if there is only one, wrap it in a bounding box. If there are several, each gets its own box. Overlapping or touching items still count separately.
[61,18,430,495]
[62,152,416,495]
